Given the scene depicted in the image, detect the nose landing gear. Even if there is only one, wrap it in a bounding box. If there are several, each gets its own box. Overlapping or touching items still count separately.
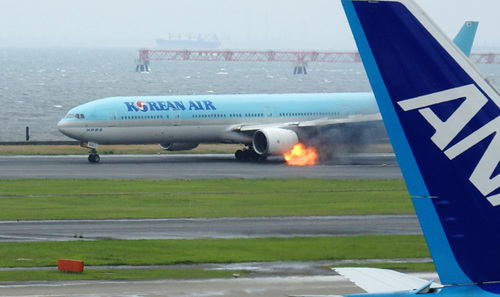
[81,142,100,163]
[88,152,100,163]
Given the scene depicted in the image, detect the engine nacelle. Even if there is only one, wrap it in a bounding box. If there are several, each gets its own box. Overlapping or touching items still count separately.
[252,128,299,156]
[159,143,199,151]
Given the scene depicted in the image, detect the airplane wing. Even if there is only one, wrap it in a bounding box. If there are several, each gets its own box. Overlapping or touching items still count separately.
[234,113,382,133]
[233,122,300,133]
[227,113,385,157]
[298,114,382,127]
[333,268,438,294]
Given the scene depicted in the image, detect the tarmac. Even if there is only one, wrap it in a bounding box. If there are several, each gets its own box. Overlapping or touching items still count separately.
[0,153,402,179]
[0,215,421,242]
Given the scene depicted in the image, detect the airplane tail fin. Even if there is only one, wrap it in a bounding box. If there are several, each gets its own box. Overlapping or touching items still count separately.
[342,0,500,286]
[453,21,479,57]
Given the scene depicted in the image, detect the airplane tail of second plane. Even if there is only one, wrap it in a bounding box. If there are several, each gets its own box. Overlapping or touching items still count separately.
[453,21,479,57]
[342,0,500,287]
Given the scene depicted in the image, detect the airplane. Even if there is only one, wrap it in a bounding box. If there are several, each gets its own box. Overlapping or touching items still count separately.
[453,21,479,58]
[306,0,500,296]
[57,93,380,163]
[57,21,478,164]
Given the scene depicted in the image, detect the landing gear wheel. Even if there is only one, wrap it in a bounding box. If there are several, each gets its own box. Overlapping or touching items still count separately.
[235,148,266,162]
[235,150,245,161]
[88,153,100,163]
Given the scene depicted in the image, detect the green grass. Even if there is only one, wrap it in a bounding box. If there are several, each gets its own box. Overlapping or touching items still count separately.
[0,178,426,282]
[0,179,412,220]
[0,144,393,156]
[0,235,432,281]
[0,236,428,268]
[0,144,243,155]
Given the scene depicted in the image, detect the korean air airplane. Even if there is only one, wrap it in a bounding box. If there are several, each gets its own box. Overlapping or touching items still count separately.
[57,20,477,164]
[307,0,500,296]
[57,93,382,163]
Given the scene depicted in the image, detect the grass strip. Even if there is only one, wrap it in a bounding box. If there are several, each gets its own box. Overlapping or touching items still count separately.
[0,236,429,268]
[0,144,393,156]
[0,179,412,220]
[0,236,433,281]
[0,144,240,155]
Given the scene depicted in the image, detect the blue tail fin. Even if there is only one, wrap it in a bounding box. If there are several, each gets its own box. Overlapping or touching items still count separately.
[453,21,479,57]
[342,0,500,286]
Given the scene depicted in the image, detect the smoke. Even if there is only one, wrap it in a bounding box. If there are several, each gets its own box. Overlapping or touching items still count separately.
[302,122,389,164]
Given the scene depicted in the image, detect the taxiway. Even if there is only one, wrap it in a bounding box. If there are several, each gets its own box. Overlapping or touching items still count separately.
[0,215,420,242]
[0,153,401,179]
[0,275,361,297]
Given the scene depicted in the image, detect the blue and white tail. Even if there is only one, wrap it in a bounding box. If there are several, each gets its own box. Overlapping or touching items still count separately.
[453,21,479,57]
[342,0,500,286]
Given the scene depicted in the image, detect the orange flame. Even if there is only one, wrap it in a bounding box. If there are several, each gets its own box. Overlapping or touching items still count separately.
[284,143,319,166]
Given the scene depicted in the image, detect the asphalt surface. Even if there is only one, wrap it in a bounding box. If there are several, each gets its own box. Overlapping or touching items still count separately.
[0,153,402,179]
[0,272,438,297]
[0,276,362,297]
[0,215,421,242]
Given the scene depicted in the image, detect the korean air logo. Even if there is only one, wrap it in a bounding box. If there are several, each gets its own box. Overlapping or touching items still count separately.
[136,101,149,112]
[398,84,500,206]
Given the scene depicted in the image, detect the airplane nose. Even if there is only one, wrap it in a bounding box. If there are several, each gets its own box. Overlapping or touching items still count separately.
[56,119,65,131]
[57,119,73,138]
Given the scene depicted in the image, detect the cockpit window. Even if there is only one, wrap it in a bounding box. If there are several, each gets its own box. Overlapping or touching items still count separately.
[65,113,85,119]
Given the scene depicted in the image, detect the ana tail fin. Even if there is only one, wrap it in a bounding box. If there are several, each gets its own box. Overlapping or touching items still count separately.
[342,0,500,285]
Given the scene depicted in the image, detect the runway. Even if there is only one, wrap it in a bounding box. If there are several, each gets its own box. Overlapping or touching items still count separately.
[0,215,421,242]
[0,273,439,297]
[0,276,362,297]
[0,153,401,179]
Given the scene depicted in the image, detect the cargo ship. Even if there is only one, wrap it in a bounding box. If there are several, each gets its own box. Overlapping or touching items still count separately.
[156,34,221,49]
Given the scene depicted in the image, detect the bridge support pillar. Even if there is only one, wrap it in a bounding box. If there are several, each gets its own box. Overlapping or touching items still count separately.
[135,59,150,72]
[293,62,307,75]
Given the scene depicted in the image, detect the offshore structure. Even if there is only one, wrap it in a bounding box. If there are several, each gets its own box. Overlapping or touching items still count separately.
[135,49,500,74]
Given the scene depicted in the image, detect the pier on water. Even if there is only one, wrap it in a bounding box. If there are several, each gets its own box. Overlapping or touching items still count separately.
[135,49,500,74]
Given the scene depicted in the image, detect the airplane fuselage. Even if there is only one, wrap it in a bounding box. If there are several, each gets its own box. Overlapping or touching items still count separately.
[58,92,378,152]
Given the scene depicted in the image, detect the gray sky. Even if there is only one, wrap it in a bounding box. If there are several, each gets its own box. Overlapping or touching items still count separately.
[0,0,499,50]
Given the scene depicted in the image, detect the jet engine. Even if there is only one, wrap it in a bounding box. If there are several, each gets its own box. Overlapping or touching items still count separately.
[159,143,199,151]
[252,128,299,156]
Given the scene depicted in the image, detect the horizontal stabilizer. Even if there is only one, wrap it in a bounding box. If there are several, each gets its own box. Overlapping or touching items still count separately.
[333,267,437,293]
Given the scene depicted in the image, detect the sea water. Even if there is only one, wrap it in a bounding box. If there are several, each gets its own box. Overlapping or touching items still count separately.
[1,48,499,142]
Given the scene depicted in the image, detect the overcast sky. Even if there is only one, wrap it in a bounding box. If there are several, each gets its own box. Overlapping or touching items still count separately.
[0,0,499,51]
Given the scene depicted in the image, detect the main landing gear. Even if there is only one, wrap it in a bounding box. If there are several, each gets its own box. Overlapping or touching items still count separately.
[81,142,100,163]
[235,147,267,162]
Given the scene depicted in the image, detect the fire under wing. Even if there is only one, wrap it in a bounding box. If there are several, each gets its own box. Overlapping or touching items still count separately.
[336,0,500,296]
